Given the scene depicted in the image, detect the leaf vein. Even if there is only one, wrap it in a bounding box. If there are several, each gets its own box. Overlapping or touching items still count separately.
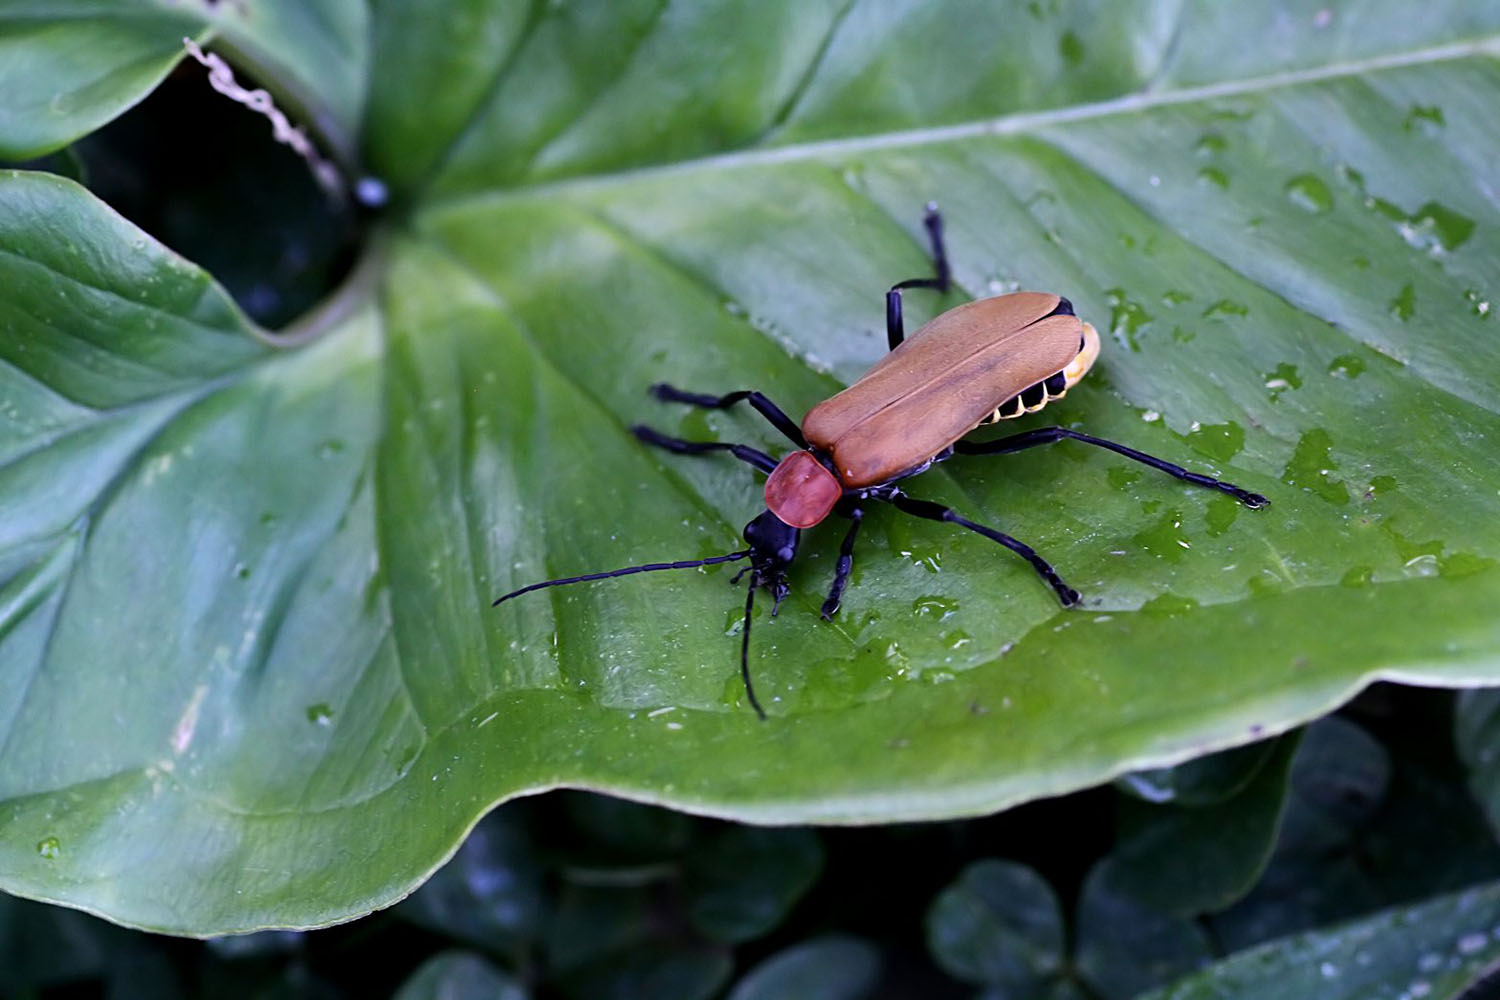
[427,35,1500,212]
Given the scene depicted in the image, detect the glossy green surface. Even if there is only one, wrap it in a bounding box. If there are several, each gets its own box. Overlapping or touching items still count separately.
[2,1,1500,933]
[1145,879,1500,1000]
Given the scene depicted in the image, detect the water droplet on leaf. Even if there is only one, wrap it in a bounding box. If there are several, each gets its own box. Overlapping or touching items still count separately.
[1197,166,1229,189]
[1285,174,1334,213]
[1389,283,1416,321]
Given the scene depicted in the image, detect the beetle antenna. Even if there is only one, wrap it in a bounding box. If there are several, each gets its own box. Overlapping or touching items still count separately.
[492,551,751,606]
[741,575,767,721]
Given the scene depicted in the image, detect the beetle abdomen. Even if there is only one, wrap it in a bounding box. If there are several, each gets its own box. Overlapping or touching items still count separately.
[804,293,1087,488]
[985,320,1101,422]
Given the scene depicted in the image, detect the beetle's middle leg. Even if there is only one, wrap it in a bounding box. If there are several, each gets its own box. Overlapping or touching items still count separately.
[649,384,807,448]
[954,428,1270,508]
[630,425,777,474]
[884,492,1081,607]
[819,503,864,621]
[885,202,953,351]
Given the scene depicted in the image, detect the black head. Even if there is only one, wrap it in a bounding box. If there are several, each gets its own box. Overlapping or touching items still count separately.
[731,510,802,721]
[491,511,798,722]
[743,509,799,601]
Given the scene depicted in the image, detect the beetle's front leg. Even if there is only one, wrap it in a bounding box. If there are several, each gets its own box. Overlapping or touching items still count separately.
[649,384,807,448]
[630,425,778,474]
[820,504,864,621]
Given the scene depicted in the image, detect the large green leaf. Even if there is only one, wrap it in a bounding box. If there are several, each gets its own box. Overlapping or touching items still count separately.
[3,1,1500,935]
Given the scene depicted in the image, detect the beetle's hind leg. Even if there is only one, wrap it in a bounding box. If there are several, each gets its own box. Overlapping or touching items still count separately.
[886,203,953,351]
[630,425,778,474]
[648,385,807,448]
[884,491,1080,607]
[820,504,865,621]
[954,427,1269,508]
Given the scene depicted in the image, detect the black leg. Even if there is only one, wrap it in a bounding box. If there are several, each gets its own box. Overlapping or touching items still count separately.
[631,425,778,474]
[885,492,1080,607]
[886,203,952,350]
[820,506,864,621]
[954,427,1269,508]
[649,384,806,448]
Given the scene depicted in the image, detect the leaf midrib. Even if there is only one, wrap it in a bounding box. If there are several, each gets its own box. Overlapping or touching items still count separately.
[421,34,1500,213]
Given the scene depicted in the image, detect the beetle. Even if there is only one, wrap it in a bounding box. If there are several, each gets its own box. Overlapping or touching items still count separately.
[493,205,1268,719]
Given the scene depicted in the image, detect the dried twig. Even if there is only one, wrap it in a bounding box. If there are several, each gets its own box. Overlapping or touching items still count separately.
[181,37,344,199]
